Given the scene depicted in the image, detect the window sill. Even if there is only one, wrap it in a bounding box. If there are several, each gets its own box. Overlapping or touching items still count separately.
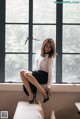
[0,83,80,92]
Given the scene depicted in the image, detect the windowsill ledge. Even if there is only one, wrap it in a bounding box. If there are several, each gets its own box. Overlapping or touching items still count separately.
[0,83,80,92]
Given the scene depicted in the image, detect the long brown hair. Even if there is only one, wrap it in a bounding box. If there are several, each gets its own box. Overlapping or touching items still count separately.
[41,38,57,58]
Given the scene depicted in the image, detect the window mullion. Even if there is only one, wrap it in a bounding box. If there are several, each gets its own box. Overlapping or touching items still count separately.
[56,0,63,83]
[28,0,33,71]
[0,0,5,82]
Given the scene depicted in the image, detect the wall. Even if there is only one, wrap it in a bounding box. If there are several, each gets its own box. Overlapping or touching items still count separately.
[0,84,80,119]
[0,91,80,119]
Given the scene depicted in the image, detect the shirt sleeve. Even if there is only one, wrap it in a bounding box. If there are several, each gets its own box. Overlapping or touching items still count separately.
[46,57,53,88]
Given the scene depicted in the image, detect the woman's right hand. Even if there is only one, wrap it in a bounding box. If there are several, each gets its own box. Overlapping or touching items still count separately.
[45,87,51,96]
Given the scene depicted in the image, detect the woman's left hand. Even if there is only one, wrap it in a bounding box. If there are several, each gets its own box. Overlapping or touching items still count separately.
[46,87,50,92]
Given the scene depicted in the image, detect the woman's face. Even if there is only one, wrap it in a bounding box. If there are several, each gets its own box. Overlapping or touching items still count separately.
[44,43,52,53]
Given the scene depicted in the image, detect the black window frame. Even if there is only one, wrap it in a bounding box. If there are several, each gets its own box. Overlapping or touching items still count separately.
[0,0,80,84]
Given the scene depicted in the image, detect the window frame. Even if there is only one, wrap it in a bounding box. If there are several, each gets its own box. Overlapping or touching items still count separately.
[0,0,80,84]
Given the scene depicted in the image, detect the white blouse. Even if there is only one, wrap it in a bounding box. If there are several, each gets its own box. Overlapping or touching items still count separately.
[33,51,53,88]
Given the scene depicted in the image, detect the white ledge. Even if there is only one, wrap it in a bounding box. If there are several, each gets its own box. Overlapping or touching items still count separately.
[51,84,80,92]
[0,83,80,92]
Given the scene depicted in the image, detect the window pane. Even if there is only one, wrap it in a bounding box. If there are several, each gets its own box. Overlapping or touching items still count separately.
[33,25,56,52]
[32,54,56,83]
[6,0,29,23]
[63,25,80,53]
[5,54,28,82]
[33,0,56,23]
[63,3,80,23]
[5,25,28,52]
[62,55,80,83]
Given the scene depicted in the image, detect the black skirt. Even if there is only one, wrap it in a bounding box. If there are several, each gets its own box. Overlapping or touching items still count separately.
[23,70,48,96]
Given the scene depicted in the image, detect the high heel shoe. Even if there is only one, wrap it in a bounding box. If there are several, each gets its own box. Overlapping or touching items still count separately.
[45,89,51,97]
[29,94,36,104]
[43,95,49,103]
[43,89,51,103]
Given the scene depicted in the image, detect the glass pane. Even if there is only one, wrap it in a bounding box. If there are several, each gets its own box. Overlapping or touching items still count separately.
[33,25,56,52]
[5,54,28,82]
[32,54,56,83]
[33,0,56,23]
[63,2,80,23]
[63,25,80,53]
[6,0,29,23]
[5,25,28,52]
[62,55,80,83]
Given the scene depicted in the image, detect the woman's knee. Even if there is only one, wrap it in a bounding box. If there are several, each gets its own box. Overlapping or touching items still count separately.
[20,69,26,76]
[20,69,32,78]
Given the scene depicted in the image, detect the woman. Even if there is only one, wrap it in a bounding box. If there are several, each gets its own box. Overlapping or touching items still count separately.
[20,38,57,103]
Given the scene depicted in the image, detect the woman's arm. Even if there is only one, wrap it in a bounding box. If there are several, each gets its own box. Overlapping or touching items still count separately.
[46,57,53,89]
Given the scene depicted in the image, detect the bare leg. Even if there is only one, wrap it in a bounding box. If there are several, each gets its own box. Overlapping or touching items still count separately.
[20,70,33,100]
[24,72,47,99]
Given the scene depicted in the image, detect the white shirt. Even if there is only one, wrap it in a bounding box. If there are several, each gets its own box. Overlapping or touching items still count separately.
[33,51,53,88]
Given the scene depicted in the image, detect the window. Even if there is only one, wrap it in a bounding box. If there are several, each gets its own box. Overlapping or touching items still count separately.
[5,0,56,82]
[0,0,80,84]
[5,0,29,82]
[63,2,80,83]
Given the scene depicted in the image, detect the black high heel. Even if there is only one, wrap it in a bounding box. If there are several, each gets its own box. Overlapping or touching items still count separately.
[45,89,51,97]
[43,95,49,103]
[29,94,36,104]
[43,89,51,103]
